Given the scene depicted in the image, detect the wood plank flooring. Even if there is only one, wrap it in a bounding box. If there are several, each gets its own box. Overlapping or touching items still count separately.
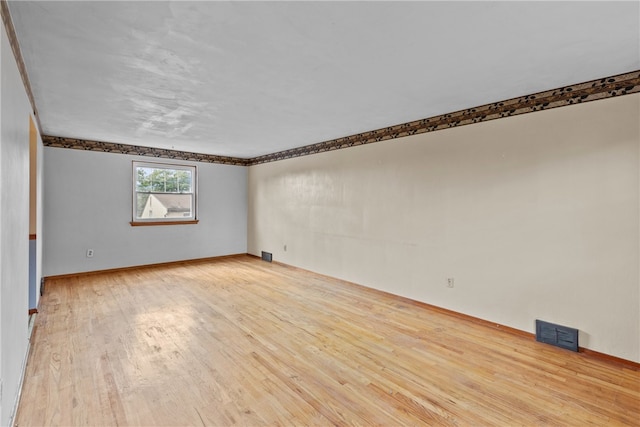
[15,255,640,426]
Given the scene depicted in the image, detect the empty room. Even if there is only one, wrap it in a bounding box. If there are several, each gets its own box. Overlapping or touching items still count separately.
[1,1,639,426]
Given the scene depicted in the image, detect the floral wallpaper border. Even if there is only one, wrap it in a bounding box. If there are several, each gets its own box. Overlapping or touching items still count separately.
[43,70,639,166]
[4,0,637,167]
[251,70,640,165]
[41,136,251,166]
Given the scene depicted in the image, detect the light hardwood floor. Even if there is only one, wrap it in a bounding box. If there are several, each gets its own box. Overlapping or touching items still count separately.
[15,255,639,426]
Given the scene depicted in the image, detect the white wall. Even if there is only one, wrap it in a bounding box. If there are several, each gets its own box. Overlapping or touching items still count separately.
[43,148,247,276]
[249,94,640,362]
[0,18,33,426]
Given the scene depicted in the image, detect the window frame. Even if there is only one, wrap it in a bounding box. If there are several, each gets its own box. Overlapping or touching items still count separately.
[130,160,198,226]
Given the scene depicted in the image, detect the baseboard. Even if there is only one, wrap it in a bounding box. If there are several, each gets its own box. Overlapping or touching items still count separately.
[579,348,640,370]
[28,312,37,338]
[256,255,639,371]
[9,331,32,427]
[44,253,247,281]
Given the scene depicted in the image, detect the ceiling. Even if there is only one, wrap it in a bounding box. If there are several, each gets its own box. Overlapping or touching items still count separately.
[8,1,640,159]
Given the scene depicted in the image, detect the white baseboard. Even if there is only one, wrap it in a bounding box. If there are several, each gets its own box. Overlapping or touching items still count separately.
[8,313,36,427]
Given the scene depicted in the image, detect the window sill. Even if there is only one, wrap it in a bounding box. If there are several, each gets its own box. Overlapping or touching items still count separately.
[130,220,199,227]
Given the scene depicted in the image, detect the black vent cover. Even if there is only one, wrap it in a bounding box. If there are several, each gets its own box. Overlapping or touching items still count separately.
[536,319,579,352]
[261,251,273,262]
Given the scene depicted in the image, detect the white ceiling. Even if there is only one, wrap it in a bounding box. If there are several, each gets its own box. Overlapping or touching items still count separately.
[8,1,640,159]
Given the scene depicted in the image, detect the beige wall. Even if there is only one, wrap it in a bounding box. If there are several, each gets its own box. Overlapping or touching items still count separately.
[248,93,640,362]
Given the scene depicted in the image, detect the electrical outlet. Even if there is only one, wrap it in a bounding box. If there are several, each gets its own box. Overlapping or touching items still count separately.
[447,278,454,288]
[284,244,287,252]
[86,249,94,258]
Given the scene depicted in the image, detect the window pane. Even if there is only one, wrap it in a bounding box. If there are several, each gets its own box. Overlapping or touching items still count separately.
[135,167,192,193]
[136,193,193,219]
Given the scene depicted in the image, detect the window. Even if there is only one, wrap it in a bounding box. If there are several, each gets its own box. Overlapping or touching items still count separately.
[131,161,198,225]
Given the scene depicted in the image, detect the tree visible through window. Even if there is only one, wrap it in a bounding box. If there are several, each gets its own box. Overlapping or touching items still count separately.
[132,161,197,224]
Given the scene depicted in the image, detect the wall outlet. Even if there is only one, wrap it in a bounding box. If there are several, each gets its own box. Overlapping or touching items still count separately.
[447,278,454,288]
[284,244,287,252]
[86,249,94,258]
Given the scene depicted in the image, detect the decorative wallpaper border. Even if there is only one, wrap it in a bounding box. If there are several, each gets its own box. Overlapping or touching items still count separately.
[41,136,251,166]
[3,2,638,166]
[249,70,640,165]
[42,69,639,167]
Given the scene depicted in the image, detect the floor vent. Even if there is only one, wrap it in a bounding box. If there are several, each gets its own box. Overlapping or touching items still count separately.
[536,319,578,352]
[261,251,273,262]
